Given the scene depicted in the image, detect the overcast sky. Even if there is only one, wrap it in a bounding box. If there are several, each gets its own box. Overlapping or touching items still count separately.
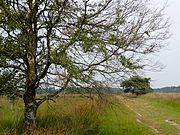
[146,0,180,88]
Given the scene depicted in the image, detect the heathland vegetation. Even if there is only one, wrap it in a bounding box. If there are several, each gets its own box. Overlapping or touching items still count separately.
[0,93,180,135]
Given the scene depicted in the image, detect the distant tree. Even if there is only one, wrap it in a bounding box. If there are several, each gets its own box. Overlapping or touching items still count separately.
[0,0,169,132]
[121,76,153,95]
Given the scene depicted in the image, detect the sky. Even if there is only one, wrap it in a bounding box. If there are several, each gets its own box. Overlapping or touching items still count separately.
[146,0,180,88]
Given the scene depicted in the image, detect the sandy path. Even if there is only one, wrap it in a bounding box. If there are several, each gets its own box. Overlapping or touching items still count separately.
[116,95,180,135]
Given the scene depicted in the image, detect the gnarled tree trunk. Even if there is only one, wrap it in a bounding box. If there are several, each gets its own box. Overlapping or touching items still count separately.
[24,39,38,132]
[23,88,37,133]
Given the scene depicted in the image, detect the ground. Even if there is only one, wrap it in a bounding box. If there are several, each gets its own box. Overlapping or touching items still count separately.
[0,93,180,135]
[116,93,180,135]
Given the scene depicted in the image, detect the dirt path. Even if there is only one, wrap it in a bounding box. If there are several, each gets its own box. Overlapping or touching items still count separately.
[116,95,180,135]
[165,120,180,134]
[125,103,160,134]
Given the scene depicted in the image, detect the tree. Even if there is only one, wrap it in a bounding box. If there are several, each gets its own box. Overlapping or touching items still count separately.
[121,76,153,95]
[0,0,169,132]
[0,71,19,96]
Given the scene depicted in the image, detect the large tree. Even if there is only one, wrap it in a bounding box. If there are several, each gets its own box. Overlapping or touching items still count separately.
[0,0,169,132]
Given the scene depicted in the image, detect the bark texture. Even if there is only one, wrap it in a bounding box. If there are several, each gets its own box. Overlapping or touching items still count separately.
[23,92,37,133]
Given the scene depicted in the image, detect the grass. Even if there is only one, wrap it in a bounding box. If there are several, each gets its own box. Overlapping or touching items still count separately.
[0,97,24,134]
[0,96,103,135]
[141,93,180,126]
[36,96,102,135]
[0,93,180,135]
[116,93,180,135]
[142,93,180,113]
[99,98,156,135]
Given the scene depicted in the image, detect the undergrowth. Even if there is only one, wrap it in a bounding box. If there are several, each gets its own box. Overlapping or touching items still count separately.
[0,96,104,135]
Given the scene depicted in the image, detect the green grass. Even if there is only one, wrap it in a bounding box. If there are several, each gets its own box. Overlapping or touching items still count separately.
[99,98,156,135]
[142,94,180,113]
[0,97,24,134]
[116,93,180,135]
[141,93,180,126]
[0,96,102,135]
[0,93,179,135]
[36,97,101,135]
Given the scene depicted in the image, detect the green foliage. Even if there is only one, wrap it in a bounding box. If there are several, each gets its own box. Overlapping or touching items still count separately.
[0,71,18,96]
[121,76,153,95]
[0,0,169,96]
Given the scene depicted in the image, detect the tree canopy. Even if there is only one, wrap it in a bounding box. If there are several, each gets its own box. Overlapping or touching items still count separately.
[121,76,153,95]
[0,71,16,95]
[0,0,169,132]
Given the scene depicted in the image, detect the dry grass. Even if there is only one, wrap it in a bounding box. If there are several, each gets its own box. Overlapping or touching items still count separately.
[143,93,180,99]
[37,96,102,134]
[0,95,104,135]
[1,93,179,135]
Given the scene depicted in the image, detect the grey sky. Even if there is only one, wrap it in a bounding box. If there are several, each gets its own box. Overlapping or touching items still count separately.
[147,0,180,88]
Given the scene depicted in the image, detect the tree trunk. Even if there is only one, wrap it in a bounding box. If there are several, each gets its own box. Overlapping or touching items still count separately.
[24,33,38,133]
[23,89,37,133]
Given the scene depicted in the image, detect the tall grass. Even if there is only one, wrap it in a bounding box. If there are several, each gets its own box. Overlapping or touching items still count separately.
[0,96,103,135]
[142,93,180,112]
[0,97,24,134]
[1,94,173,135]
[36,96,102,135]
[141,93,180,127]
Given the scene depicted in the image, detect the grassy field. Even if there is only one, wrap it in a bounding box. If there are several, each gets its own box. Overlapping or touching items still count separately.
[117,93,180,135]
[0,93,180,135]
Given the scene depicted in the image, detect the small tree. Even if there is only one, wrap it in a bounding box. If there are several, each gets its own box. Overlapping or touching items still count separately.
[121,76,153,95]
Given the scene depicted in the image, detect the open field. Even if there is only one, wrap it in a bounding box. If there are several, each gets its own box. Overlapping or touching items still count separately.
[0,93,180,135]
[116,93,180,135]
